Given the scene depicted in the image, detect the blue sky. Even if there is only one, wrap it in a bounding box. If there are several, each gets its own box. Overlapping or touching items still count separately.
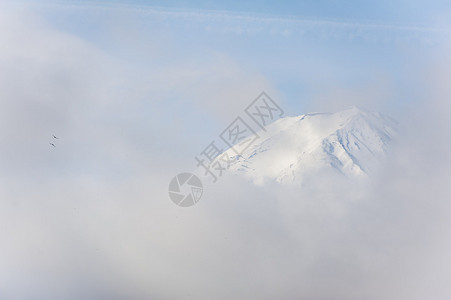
[31,0,450,112]
[12,0,447,157]
[58,0,451,23]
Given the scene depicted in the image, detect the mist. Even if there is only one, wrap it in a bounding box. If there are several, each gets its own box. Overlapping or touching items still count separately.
[0,2,450,300]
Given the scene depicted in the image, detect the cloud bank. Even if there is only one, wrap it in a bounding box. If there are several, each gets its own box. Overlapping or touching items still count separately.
[0,2,450,300]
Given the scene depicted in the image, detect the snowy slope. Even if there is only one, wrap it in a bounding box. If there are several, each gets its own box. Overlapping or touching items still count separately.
[218,106,397,185]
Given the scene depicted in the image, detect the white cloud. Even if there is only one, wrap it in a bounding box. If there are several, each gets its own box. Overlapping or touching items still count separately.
[0,2,450,300]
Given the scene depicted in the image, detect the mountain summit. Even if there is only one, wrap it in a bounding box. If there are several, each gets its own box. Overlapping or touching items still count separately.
[220,106,397,185]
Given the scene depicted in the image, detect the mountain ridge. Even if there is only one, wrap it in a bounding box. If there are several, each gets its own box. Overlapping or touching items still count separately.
[217,106,397,185]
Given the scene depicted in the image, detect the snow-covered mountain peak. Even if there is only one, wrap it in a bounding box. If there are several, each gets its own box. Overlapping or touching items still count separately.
[217,106,397,185]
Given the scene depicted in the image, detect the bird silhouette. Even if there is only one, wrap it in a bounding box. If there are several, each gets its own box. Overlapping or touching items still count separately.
[53,135,59,139]
[50,143,56,147]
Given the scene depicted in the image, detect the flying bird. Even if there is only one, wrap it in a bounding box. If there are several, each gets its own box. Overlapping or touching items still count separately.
[50,143,56,147]
[53,135,59,139]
